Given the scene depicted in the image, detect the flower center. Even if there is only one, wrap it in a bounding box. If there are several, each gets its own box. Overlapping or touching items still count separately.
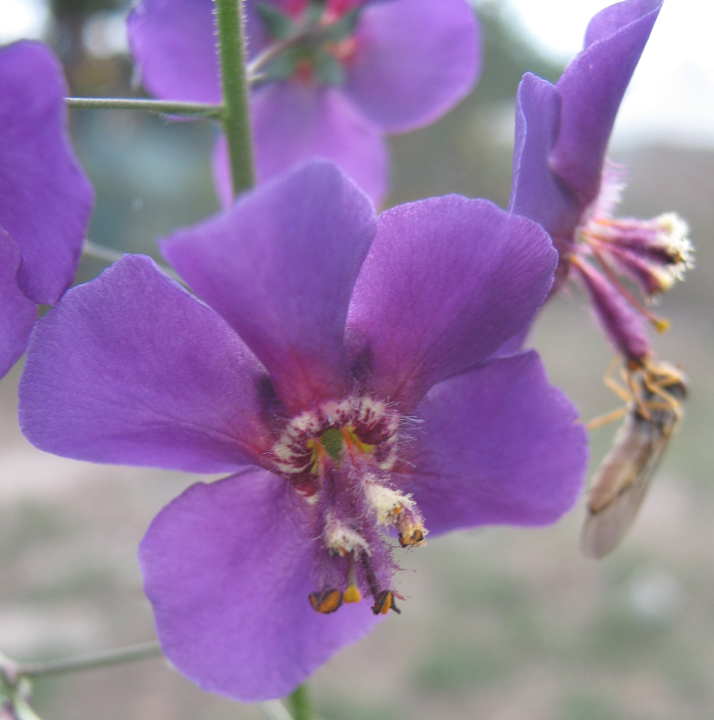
[271,397,427,615]
[254,0,361,87]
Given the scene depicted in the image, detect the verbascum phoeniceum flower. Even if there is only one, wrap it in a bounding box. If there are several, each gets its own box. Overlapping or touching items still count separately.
[19,161,587,700]
[127,0,480,205]
[508,0,693,371]
[0,41,93,379]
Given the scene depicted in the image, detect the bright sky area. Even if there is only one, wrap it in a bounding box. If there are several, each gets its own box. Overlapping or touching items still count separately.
[2,0,713,147]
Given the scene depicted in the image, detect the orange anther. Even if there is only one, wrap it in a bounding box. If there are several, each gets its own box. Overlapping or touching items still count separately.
[309,589,343,614]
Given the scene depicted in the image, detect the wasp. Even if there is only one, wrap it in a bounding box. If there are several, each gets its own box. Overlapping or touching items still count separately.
[581,359,687,559]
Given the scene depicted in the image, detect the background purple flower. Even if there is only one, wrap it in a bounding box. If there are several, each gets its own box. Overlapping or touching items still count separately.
[19,161,586,701]
[128,0,481,205]
[0,41,94,379]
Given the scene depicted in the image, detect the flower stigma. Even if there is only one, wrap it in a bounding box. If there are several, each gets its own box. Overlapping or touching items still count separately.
[271,396,427,616]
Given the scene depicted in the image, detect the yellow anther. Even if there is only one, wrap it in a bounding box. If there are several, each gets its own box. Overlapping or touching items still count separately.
[344,585,361,604]
[652,317,670,333]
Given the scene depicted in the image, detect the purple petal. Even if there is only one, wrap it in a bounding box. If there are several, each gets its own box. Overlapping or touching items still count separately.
[163,162,377,412]
[405,351,587,535]
[584,0,663,47]
[509,73,581,244]
[0,230,36,378]
[344,0,480,133]
[128,0,220,104]
[140,469,379,702]
[346,197,557,410]
[213,83,388,207]
[19,255,270,473]
[0,41,93,305]
[550,0,662,208]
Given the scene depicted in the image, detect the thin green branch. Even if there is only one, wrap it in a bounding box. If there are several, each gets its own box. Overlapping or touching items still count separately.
[16,642,163,678]
[67,97,224,119]
[215,0,256,196]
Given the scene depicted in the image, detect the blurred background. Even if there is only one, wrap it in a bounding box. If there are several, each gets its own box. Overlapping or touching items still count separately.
[1,0,714,718]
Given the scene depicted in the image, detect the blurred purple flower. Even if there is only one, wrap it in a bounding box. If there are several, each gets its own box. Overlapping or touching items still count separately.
[0,41,93,379]
[19,161,586,701]
[509,0,692,365]
[127,0,480,205]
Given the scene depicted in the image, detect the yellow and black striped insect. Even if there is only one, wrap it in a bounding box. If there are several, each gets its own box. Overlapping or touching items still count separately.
[581,360,687,559]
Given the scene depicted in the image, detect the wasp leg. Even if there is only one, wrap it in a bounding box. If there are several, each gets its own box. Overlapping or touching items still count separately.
[625,369,652,421]
[586,406,628,431]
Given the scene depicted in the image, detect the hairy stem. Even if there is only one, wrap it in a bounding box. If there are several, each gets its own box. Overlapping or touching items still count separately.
[67,97,224,118]
[215,0,256,196]
[16,642,163,678]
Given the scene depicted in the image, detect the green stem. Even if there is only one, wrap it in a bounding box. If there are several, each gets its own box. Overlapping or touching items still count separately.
[215,0,256,197]
[288,683,312,720]
[16,642,163,678]
[67,97,224,119]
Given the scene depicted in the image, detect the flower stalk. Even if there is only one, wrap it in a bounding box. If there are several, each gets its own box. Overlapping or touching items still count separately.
[288,683,312,720]
[67,97,224,118]
[214,0,256,196]
[16,642,163,678]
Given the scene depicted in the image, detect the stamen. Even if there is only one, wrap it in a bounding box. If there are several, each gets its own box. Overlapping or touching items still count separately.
[309,589,343,614]
[324,514,370,557]
[585,248,670,331]
[344,586,361,603]
[398,525,425,548]
[371,590,400,616]
[344,555,362,604]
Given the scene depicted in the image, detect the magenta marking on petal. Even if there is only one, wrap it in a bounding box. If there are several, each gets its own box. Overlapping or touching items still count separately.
[163,161,377,412]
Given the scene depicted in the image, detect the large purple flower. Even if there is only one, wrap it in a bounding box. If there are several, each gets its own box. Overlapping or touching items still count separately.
[0,41,93,379]
[509,0,692,366]
[19,162,586,701]
[128,0,480,205]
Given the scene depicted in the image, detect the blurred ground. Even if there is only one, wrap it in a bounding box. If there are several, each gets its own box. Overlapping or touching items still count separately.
[2,3,714,719]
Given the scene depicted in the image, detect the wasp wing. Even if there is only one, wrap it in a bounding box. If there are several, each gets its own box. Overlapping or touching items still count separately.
[581,413,674,559]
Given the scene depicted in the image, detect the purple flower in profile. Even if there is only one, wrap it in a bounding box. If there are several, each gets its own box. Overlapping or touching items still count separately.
[19,162,586,701]
[509,0,692,366]
[127,0,480,205]
[0,41,93,379]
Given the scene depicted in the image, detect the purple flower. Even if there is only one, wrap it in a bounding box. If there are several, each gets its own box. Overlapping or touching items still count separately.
[127,0,480,205]
[0,41,93,379]
[19,162,586,701]
[509,0,692,366]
